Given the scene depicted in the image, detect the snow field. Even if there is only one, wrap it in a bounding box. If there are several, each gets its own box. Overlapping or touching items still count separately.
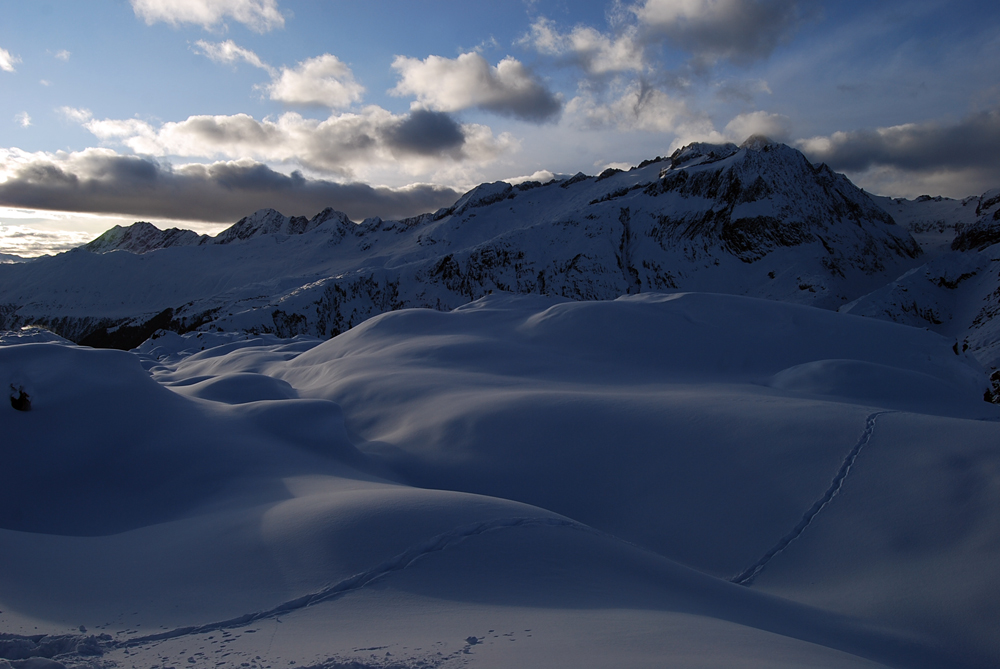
[2,291,999,668]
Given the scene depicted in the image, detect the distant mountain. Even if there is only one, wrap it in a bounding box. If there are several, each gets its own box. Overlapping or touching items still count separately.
[0,252,28,264]
[85,221,208,254]
[85,208,359,254]
[212,207,354,245]
[952,189,1000,251]
[844,188,1000,389]
[0,136,923,349]
[868,193,980,258]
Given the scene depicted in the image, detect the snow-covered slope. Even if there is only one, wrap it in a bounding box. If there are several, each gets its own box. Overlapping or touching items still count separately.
[2,293,998,668]
[844,189,1000,389]
[0,137,922,347]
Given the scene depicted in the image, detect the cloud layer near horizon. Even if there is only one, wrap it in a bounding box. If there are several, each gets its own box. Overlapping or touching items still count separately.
[0,149,461,223]
[798,110,1000,197]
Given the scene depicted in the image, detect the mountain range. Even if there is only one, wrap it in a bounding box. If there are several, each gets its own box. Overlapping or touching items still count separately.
[1,135,998,388]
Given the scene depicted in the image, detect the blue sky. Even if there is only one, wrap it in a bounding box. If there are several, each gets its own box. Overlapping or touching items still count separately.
[1,0,999,256]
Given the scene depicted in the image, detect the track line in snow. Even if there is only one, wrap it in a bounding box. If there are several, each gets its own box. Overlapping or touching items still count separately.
[122,515,591,646]
[731,411,894,586]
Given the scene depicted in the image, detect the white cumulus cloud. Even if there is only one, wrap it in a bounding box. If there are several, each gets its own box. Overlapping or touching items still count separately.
[14,112,31,128]
[264,54,364,109]
[55,50,71,61]
[130,0,284,33]
[391,52,562,122]
[0,47,21,73]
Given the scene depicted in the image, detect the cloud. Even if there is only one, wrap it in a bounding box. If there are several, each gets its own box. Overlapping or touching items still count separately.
[76,108,515,179]
[566,81,722,144]
[724,111,790,142]
[59,107,94,123]
[55,50,71,61]
[193,47,364,111]
[15,112,31,128]
[0,149,461,223]
[502,169,557,186]
[193,39,272,73]
[391,52,562,121]
[797,110,1000,173]
[521,18,645,75]
[264,54,364,109]
[714,78,772,103]
[0,224,93,257]
[382,110,465,156]
[130,0,284,33]
[797,110,1000,198]
[633,0,802,65]
[0,47,20,72]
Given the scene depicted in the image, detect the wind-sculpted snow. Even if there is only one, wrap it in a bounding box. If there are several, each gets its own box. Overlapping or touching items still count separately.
[0,138,922,348]
[2,292,1000,667]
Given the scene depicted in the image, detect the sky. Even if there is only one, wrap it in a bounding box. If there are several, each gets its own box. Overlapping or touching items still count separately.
[1,0,999,257]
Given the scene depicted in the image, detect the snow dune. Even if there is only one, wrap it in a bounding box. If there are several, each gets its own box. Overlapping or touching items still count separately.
[2,291,999,668]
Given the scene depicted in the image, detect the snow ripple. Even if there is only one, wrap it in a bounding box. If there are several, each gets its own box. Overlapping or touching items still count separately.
[731,411,894,586]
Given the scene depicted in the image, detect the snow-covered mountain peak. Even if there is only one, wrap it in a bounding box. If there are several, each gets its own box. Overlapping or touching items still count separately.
[648,138,917,272]
[84,221,207,254]
[214,208,305,244]
[448,181,515,216]
[667,141,739,170]
[739,134,778,151]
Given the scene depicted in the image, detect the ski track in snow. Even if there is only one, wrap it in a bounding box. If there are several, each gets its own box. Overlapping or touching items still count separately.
[120,516,593,647]
[731,411,895,586]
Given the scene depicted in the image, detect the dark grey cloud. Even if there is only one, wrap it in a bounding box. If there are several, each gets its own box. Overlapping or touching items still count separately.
[798,110,1000,173]
[0,152,461,223]
[381,110,466,156]
[479,85,562,122]
[635,0,804,66]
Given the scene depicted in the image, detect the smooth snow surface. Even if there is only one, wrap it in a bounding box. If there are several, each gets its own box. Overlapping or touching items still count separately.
[2,292,999,668]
